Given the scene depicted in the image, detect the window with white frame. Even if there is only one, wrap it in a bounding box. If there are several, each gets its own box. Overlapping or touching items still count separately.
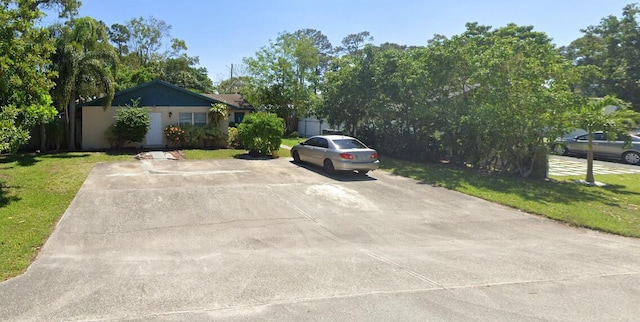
[178,112,207,127]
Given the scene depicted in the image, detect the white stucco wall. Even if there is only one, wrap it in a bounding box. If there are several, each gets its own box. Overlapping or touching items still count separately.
[82,106,250,150]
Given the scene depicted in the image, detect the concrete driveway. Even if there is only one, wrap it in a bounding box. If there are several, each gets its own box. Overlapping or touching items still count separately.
[1,158,639,321]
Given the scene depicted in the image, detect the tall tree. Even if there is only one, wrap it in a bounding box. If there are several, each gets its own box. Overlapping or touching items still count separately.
[0,0,79,153]
[336,31,374,56]
[321,23,579,176]
[244,32,320,132]
[126,16,171,66]
[108,23,130,56]
[216,76,251,94]
[293,28,333,94]
[566,4,640,110]
[50,17,118,150]
[110,16,214,91]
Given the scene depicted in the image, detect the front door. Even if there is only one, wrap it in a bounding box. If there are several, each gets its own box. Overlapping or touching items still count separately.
[145,113,163,146]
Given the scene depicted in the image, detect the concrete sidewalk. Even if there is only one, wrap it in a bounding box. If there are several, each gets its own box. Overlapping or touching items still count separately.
[549,155,640,176]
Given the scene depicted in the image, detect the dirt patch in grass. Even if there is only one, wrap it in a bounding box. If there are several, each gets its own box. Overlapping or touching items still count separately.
[134,150,186,160]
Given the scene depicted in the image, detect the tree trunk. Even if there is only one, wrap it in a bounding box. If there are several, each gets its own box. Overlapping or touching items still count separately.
[68,91,77,151]
[586,131,595,183]
[40,123,46,153]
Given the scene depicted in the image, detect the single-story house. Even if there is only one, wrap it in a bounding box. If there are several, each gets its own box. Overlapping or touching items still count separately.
[81,79,254,150]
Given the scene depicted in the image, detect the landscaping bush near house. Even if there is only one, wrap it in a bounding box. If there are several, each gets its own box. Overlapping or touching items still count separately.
[286,131,299,139]
[203,126,227,148]
[237,112,284,156]
[181,124,204,148]
[106,107,150,148]
[164,124,228,149]
[227,126,242,149]
[164,124,185,147]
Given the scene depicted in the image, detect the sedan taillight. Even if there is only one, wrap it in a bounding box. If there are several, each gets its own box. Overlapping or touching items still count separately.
[371,152,378,159]
[339,153,355,160]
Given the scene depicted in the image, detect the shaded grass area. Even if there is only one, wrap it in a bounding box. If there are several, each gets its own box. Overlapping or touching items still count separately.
[0,152,134,281]
[379,156,640,238]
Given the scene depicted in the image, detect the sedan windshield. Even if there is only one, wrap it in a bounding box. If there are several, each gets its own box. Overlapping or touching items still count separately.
[332,139,367,149]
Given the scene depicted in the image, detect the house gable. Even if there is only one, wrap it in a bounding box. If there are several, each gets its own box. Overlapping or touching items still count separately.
[83,79,223,107]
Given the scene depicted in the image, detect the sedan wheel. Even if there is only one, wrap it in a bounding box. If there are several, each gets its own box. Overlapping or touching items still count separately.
[292,151,301,163]
[552,144,568,156]
[622,151,640,165]
[323,159,335,174]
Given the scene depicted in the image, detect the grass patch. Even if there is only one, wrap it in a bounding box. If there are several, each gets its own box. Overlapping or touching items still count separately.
[281,138,304,147]
[181,149,248,160]
[182,148,291,159]
[0,152,134,281]
[379,156,640,238]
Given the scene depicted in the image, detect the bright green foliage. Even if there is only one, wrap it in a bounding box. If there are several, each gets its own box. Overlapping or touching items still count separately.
[244,31,323,132]
[209,103,228,125]
[109,105,150,147]
[109,16,213,92]
[227,127,242,149]
[49,16,118,150]
[564,4,640,110]
[202,125,226,148]
[0,0,77,153]
[571,96,640,182]
[321,23,578,177]
[237,112,284,155]
[180,124,204,147]
[163,123,226,148]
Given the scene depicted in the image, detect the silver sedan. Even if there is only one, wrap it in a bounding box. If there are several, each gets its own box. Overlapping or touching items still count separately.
[290,135,380,174]
[552,132,640,165]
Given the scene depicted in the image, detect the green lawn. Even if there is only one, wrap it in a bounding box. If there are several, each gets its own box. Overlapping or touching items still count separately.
[380,156,640,238]
[281,137,304,147]
[0,152,134,281]
[1,150,638,281]
[181,149,248,160]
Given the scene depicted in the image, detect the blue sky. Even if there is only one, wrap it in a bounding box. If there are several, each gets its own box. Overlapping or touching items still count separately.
[47,0,634,84]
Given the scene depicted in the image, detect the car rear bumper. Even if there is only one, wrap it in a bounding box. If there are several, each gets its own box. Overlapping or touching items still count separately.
[333,159,380,171]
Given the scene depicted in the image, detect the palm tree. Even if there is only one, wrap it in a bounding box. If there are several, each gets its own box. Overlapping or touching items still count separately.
[50,17,117,150]
[573,95,639,183]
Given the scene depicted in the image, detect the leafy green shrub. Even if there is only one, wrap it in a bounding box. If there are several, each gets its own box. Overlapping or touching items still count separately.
[237,112,284,156]
[164,124,185,147]
[227,127,242,149]
[181,124,204,148]
[203,125,226,148]
[107,107,150,148]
